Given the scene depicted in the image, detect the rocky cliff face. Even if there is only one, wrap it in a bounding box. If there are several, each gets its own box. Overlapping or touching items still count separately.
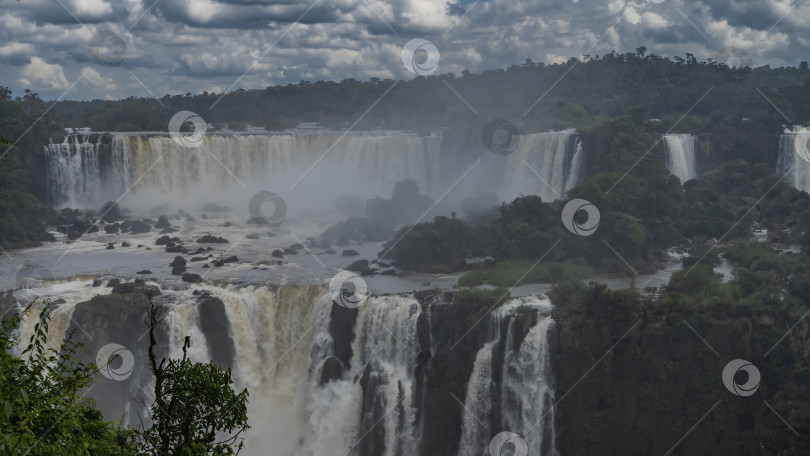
[6,283,807,455]
[552,305,810,456]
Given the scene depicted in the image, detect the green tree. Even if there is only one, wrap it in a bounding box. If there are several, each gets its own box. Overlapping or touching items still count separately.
[137,297,250,456]
[0,302,137,455]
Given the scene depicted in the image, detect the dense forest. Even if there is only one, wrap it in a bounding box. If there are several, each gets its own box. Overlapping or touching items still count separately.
[43,50,810,135]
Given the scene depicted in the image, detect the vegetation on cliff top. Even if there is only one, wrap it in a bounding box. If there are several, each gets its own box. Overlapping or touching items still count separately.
[384,113,810,279]
[548,231,810,455]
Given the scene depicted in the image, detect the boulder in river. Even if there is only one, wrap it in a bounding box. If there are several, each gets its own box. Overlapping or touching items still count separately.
[170,256,187,267]
[99,201,123,223]
[155,215,171,229]
[213,256,238,267]
[197,234,229,243]
[121,219,151,234]
[182,273,203,283]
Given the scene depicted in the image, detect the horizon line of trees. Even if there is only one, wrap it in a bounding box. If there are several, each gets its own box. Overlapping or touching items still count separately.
[37,49,810,135]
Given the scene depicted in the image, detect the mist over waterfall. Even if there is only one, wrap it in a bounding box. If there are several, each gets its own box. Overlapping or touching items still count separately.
[663,134,698,184]
[44,130,586,211]
[777,131,810,193]
[44,132,443,210]
[459,297,557,456]
[500,131,583,202]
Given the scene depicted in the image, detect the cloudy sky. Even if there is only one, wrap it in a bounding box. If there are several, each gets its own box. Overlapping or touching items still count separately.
[0,0,806,101]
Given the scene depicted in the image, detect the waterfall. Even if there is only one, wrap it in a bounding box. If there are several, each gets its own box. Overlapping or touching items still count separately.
[458,296,557,456]
[44,134,105,208]
[501,131,583,202]
[44,133,442,210]
[44,130,586,210]
[776,131,810,193]
[349,295,423,456]
[184,286,423,456]
[458,341,495,455]
[501,318,557,456]
[10,277,561,455]
[15,301,78,358]
[663,134,698,184]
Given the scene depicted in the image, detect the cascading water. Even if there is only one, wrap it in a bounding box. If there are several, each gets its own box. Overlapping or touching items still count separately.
[45,132,443,209]
[45,130,585,210]
[44,134,105,209]
[501,131,583,202]
[776,130,810,193]
[10,277,560,456]
[36,129,571,455]
[663,134,698,184]
[458,296,557,456]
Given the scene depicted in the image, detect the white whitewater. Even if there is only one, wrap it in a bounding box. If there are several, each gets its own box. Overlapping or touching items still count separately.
[776,131,810,193]
[10,278,561,456]
[45,130,584,209]
[457,341,495,455]
[458,296,557,456]
[501,318,557,456]
[44,134,105,209]
[350,296,423,456]
[195,286,423,456]
[663,134,698,184]
[13,279,111,358]
[45,133,442,209]
[501,131,583,202]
